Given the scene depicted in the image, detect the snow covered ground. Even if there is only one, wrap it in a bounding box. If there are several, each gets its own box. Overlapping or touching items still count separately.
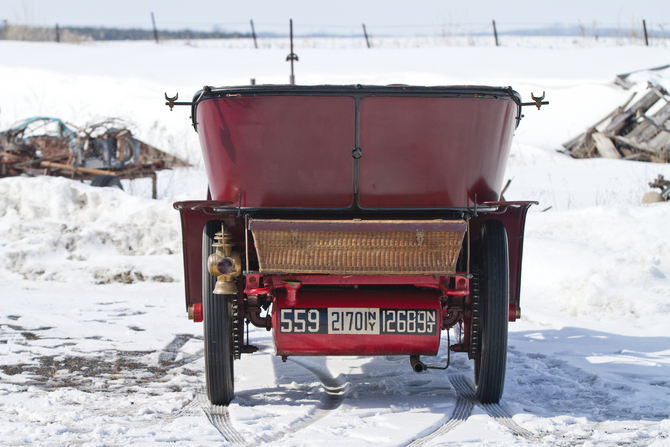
[1,36,670,446]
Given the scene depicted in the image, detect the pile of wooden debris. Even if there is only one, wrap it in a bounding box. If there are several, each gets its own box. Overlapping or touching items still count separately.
[563,82,670,162]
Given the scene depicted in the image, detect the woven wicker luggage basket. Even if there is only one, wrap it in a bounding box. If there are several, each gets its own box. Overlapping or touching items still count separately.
[250,219,466,276]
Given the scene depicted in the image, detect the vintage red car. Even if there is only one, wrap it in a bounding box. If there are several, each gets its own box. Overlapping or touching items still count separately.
[172,84,538,406]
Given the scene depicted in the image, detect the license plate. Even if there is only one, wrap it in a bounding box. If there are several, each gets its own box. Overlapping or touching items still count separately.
[279,307,437,335]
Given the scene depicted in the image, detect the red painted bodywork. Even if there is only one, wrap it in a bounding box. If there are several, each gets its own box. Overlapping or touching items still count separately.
[272,288,442,356]
[245,274,469,297]
[263,274,450,291]
[193,304,203,323]
[196,93,515,209]
[358,97,516,208]
[174,85,537,359]
[196,96,355,208]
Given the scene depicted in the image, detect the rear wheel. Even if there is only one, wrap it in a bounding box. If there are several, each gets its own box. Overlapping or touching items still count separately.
[203,221,235,405]
[473,220,509,403]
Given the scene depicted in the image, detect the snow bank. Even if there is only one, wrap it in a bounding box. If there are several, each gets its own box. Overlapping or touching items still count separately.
[2,37,670,446]
[523,205,670,319]
[0,176,182,284]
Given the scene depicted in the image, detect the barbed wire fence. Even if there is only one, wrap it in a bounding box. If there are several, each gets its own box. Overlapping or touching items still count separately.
[0,17,668,48]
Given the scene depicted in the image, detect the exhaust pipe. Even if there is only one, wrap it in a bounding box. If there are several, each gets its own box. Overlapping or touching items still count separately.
[410,355,427,373]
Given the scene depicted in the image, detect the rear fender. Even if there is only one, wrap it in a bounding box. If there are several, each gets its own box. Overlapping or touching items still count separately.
[174,200,244,310]
[470,201,537,315]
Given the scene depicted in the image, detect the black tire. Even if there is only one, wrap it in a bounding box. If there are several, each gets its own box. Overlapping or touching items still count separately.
[203,221,235,405]
[473,220,509,403]
[90,175,123,190]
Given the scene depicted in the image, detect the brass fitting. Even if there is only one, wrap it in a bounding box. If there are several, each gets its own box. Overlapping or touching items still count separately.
[207,224,242,295]
[187,304,203,322]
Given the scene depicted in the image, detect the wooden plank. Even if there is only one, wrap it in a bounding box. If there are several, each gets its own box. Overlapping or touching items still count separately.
[562,132,585,151]
[627,103,670,143]
[592,132,621,158]
[647,131,670,152]
[138,141,190,167]
[563,92,636,155]
[605,89,662,135]
[39,161,116,177]
[610,134,658,154]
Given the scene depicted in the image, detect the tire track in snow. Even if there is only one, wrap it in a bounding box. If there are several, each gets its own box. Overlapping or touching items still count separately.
[403,375,474,447]
[451,374,535,438]
[200,367,535,446]
[201,357,348,446]
[200,394,248,445]
[250,357,348,445]
[404,374,535,446]
[479,401,535,439]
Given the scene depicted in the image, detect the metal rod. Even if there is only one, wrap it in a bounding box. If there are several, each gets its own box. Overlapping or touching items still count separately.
[425,330,450,370]
[474,193,478,217]
[284,20,299,84]
[250,19,258,49]
[362,23,371,48]
[289,19,295,84]
[151,12,159,44]
[245,214,250,275]
[466,215,471,277]
[492,20,499,46]
[643,19,649,46]
[55,24,60,43]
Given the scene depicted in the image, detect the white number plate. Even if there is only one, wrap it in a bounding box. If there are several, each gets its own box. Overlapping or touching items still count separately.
[279,307,437,335]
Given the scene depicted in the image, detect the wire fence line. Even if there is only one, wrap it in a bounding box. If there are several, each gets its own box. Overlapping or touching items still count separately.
[4,18,669,34]
[192,20,670,38]
[154,35,668,50]
[0,19,668,48]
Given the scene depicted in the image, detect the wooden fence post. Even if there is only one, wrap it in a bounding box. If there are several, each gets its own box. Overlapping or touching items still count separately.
[55,24,60,43]
[492,20,499,46]
[250,19,258,49]
[643,19,649,46]
[362,23,371,48]
[151,12,159,44]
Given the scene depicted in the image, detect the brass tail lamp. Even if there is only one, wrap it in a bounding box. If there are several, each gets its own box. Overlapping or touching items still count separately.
[208,224,242,294]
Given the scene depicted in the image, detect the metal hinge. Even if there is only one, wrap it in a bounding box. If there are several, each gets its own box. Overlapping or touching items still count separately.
[416,230,425,246]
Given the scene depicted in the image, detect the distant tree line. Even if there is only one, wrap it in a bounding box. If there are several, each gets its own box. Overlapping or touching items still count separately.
[1,20,665,42]
[66,26,250,40]
[0,22,250,42]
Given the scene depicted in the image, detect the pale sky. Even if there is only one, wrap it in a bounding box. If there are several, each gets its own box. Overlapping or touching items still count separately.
[2,0,669,35]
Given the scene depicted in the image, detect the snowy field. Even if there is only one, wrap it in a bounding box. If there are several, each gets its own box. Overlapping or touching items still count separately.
[1,36,670,446]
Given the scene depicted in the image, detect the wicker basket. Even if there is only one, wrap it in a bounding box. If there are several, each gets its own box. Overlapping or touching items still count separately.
[250,219,465,275]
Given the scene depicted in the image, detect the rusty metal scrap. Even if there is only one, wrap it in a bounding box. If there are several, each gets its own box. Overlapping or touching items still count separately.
[1,117,189,178]
[642,174,670,203]
[650,174,670,190]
